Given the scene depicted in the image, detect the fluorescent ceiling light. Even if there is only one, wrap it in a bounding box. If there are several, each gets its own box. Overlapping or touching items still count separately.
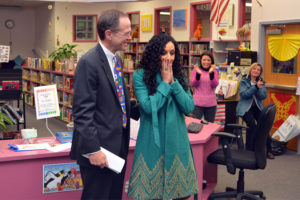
[160,12,170,15]
[246,2,252,7]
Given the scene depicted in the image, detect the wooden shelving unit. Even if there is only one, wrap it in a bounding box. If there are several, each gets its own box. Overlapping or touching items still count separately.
[22,58,74,122]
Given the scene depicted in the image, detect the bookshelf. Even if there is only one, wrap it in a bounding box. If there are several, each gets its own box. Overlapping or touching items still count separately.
[120,40,211,97]
[121,40,210,95]
[22,58,75,122]
[178,40,210,81]
[212,40,250,65]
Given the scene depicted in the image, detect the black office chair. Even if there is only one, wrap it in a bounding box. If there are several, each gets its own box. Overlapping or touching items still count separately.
[207,103,276,200]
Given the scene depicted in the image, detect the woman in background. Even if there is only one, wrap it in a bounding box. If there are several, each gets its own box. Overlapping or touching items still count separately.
[190,52,219,122]
[127,33,199,200]
[236,62,274,159]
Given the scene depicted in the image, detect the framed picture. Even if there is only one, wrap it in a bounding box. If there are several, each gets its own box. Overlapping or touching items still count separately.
[141,14,152,32]
[43,162,83,193]
[173,9,187,29]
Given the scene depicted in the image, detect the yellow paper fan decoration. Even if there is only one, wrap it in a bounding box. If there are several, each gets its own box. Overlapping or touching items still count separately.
[268,34,300,61]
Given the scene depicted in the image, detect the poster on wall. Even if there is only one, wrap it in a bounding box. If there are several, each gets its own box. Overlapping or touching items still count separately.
[218,22,229,38]
[270,92,296,129]
[141,14,152,32]
[43,162,83,193]
[34,85,60,119]
[173,9,187,29]
[219,3,234,27]
[0,45,10,63]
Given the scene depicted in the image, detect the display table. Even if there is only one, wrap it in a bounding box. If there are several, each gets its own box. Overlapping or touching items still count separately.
[0,117,219,200]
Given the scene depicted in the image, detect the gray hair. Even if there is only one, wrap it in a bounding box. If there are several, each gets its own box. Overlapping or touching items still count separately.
[97,9,128,40]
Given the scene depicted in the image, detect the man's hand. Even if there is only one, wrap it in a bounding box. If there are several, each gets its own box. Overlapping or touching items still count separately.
[89,151,109,168]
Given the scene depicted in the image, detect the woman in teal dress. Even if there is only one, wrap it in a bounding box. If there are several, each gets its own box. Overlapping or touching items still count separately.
[128,33,199,200]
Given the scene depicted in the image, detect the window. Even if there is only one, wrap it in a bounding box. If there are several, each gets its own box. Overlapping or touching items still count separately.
[155,7,172,35]
[128,12,140,42]
[239,0,252,27]
[73,15,97,42]
[190,2,211,40]
[272,57,297,74]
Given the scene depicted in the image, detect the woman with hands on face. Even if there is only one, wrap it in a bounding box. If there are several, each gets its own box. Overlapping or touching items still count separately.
[190,52,219,123]
[127,33,199,200]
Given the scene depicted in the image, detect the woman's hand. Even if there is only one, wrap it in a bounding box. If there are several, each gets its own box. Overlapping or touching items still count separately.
[209,65,216,73]
[161,58,174,84]
[257,80,265,88]
[194,65,202,75]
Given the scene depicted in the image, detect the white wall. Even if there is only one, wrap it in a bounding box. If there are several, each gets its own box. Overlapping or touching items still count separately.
[54,2,116,53]
[251,0,300,51]
[35,4,55,58]
[0,6,36,59]
[0,0,244,58]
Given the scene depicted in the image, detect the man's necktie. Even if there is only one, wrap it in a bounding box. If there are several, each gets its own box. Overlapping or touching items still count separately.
[113,56,127,128]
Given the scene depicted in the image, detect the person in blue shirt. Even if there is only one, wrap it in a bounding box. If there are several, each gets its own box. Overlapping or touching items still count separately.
[236,62,275,159]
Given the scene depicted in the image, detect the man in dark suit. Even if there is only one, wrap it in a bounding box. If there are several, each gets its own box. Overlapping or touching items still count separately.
[70,9,132,199]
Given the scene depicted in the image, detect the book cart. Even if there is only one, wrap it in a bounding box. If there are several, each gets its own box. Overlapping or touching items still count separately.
[0,67,26,139]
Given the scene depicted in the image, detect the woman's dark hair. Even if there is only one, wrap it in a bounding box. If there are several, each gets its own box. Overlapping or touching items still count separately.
[200,51,215,67]
[138,33,188,95]
[97,9,127,40]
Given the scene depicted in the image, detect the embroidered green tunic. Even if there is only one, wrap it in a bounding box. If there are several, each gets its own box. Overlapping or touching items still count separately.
[128,69,199,200]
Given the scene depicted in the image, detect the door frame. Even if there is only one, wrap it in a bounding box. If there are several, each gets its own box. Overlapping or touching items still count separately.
[258,19,300,112]
[258,19,300,153]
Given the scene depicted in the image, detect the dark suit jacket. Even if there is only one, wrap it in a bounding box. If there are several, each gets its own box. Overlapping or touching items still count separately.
[70,43,130,167]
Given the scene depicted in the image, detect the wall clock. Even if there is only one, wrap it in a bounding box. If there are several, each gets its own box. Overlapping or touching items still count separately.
[4,19,15,30]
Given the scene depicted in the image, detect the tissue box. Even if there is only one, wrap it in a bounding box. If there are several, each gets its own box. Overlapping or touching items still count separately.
[56,132,73,143]
[21,129,37,139]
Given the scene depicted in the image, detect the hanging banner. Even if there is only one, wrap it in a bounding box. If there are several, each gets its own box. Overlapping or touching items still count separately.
[270,92,296,129]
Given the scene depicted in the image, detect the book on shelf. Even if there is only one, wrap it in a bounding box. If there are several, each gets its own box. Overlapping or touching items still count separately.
[63,93,73,106]
[57,91,63,102]
[5,104,24,123]
[56,75,64,89]
[62,107,72,122]
[1,107,17,124]
[64,77,74,90]
[39,72,50,84]
[124,73,130,85]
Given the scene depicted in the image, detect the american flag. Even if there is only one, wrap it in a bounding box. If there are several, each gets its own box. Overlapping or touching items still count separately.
[210,0,230,26]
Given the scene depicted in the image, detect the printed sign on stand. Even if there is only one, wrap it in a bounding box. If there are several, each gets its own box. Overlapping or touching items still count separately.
[34,85,60,120]
[0,45,10,63]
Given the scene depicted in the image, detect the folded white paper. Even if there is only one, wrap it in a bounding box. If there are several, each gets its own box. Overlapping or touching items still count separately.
[83,147,125,174]
[47,142,71,152]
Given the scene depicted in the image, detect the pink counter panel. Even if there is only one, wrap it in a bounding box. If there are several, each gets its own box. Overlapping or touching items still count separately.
[0,117,219,200]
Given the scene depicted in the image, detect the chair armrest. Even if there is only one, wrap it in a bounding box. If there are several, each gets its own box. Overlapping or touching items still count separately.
[212,131,236,139]
[227,123,248,129]
[213,131,236,175]
[130,99,140,121]
[227,124,248,150]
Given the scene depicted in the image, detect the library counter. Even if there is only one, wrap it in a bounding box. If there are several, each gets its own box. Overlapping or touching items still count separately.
[0,117,220,200]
